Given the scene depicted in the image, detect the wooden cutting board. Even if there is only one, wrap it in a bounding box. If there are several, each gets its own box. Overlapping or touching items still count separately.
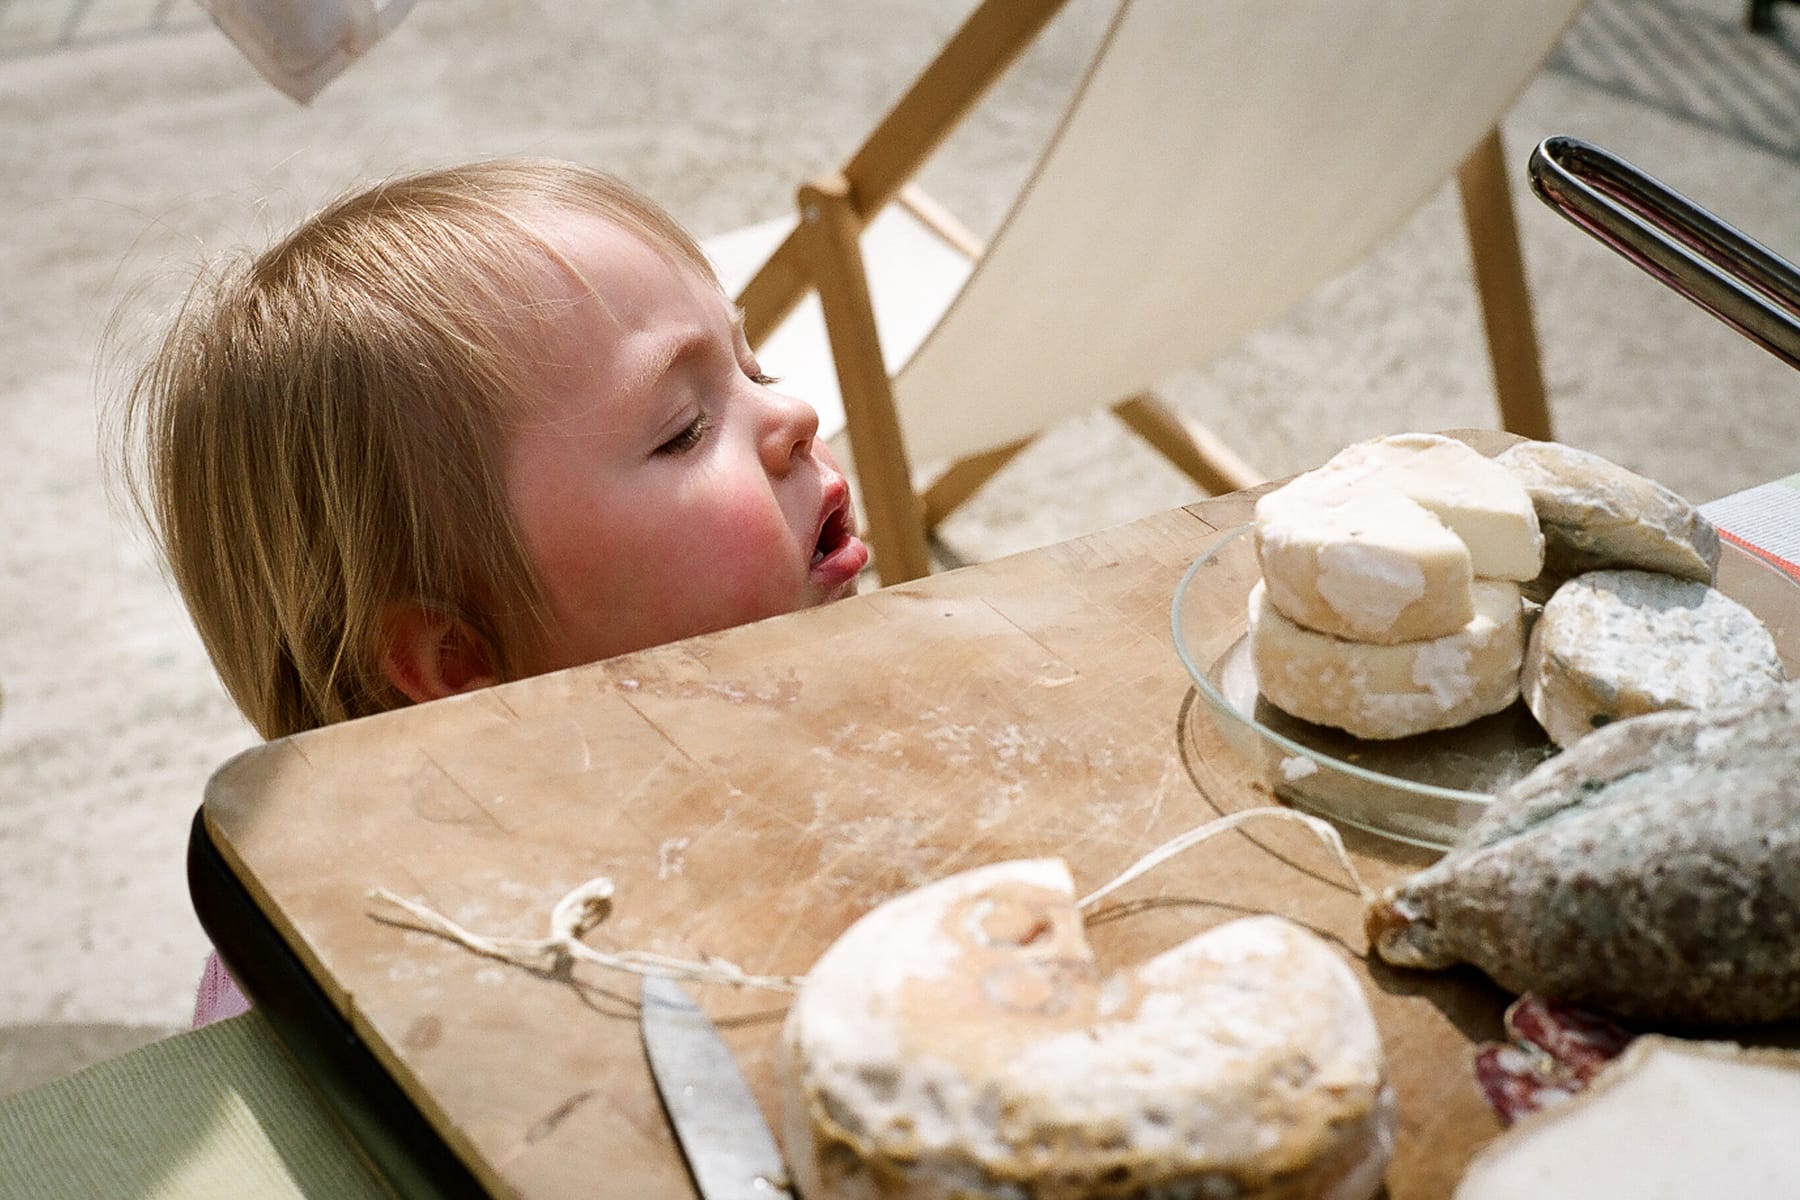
[205,430,1595,1200]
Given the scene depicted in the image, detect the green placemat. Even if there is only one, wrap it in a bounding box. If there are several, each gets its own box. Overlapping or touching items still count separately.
[0,1013,394,1200]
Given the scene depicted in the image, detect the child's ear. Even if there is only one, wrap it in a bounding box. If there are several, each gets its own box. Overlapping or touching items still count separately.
[375,603,500,705]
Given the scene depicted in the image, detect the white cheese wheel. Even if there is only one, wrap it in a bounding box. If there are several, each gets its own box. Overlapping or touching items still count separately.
[780,859,1395,1200]
[1495,440,1720,593]
[1255,433,1543,644]
[1456,1038,1800,1200]
[1523,569,1787,747]
[1256,482,1477,644]
[1249,577,1525,740]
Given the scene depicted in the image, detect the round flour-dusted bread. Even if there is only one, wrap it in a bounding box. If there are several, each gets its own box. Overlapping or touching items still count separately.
[1524,569,1786,747]
[781,859,1395,1200]
[1495,440,1720,596]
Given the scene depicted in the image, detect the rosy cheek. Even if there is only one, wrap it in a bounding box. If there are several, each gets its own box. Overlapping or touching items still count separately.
[710,499,800,578]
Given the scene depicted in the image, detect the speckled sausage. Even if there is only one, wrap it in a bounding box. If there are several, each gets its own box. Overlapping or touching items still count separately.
[1367,682,1800,1026]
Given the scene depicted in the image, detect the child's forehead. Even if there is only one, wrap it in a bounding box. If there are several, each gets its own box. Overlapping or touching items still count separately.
[519,204,720,300]
[473,205,726,350]
[493,207,746,410]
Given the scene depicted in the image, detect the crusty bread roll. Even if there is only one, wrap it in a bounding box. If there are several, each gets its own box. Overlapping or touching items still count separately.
[781,859,1395,1199]
[1496,439,1720,596]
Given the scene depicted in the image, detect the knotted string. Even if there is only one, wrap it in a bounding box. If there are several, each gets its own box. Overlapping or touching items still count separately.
[371,808,1371,994]
[369,877,801,993]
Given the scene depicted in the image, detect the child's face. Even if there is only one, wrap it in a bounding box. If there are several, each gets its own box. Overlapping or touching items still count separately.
[499,209,869,678]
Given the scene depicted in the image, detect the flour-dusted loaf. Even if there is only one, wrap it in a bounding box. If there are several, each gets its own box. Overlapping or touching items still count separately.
[1249,577,1524,740]
[1523,569,1786,747]
[782,859,1395,1200]
[1254,433,1543,644]
[1495,439,1720,594]
[1367,682,1800,1026]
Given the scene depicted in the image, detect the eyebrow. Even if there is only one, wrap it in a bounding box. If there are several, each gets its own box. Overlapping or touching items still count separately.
[628,308,749,399]
[627,329,712,405]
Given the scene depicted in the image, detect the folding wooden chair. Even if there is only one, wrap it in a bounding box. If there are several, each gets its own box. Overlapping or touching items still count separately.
[708,0,1588,584]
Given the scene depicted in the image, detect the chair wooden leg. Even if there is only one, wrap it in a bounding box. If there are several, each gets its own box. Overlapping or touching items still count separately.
[895,184,985,260]
[1458,125,1554,442]
[736,0,1065,350]
[925,392,1264,531]
[1112,394,1264,495]
[845,0,1068,213]
[921,437,1033,529]
[796,173,935,585]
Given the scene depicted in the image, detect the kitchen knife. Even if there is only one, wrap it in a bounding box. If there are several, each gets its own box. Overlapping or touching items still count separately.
[640,976,796,1200]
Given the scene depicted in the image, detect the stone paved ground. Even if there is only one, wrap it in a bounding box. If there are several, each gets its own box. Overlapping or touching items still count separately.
[0,0,202,57]
[1550,0,1800,158]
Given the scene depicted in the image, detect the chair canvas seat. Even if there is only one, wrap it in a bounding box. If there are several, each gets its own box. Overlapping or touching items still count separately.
[895,0,1585,465]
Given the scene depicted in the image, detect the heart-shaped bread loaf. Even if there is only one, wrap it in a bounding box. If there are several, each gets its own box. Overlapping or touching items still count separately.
[780,859,1394,1199]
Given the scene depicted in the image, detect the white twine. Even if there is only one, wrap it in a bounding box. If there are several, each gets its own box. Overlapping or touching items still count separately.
[371,809,1368,997]
[369,878,800,993]
[1077,807,1374,911]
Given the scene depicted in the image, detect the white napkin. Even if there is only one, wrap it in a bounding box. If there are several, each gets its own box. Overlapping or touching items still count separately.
[198,0,419,104]
[1702,473,1800,576]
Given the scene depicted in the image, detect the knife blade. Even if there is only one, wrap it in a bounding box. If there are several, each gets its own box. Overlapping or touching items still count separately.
[640,976,796,1200]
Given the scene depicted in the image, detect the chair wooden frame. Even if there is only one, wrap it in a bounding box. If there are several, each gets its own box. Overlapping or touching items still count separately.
[736,0,1554,585]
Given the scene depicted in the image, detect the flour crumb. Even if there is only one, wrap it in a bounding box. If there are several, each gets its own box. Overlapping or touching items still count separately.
[1279,755,1321,782]
[657,836,691,880]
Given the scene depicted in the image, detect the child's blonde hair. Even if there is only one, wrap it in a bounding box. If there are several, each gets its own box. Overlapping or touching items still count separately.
[120,160,715,739]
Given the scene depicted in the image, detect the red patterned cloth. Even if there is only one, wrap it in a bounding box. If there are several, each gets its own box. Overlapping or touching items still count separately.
[190,950,252,1028]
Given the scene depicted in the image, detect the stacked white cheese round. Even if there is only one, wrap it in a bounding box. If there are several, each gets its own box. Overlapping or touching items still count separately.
[780,859,1396,1200]
[1250,433,1540,739]
[1248,435,1787,748]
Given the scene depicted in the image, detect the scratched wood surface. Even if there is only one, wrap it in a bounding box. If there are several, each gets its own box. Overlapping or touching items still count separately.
[205,429,1681,1200]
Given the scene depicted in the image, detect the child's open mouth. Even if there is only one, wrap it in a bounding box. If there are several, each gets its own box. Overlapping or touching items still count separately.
[813,504,850,567]
[809,483,870,593]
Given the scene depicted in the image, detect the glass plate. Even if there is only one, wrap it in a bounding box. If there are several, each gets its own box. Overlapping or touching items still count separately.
[1171,523,1800,853]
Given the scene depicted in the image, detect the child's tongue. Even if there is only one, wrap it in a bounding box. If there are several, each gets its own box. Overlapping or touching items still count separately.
[813,510,844,565]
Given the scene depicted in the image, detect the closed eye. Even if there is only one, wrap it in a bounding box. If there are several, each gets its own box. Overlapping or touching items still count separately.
[655,410,712,456]
[749,371,780,387]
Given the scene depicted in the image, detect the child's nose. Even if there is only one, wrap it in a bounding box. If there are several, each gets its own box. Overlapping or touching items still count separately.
[758,386,819,474]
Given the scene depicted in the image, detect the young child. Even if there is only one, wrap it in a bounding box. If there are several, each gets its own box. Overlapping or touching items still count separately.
[119,159,870,1022]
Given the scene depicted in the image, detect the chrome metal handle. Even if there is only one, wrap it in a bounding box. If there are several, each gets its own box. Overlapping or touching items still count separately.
[1527,134,1800,370]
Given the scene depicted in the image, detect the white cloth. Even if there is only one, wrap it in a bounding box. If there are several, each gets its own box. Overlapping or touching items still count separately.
[1702,473,1800,576]
[198,0,420,104]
